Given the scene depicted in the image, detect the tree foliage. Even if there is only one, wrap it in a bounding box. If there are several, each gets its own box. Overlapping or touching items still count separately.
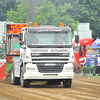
[57,3,79,36]
[47,0,100,39]
[71,0,100,39]
[34,1,78,36]
[6,3,26,23]
[0,0,17,21]
[2,0,100,39]
[35,1,60,26]
[17,0,44,23]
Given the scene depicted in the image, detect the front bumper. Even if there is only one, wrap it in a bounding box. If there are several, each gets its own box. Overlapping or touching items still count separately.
[23,63,74,80]
[24,71,74,80]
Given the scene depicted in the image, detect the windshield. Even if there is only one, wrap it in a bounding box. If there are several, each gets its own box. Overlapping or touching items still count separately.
[27,32,72,46]
[11,37,20,52]
[86,48,99,55]
[73,46,79,53]
[7,36,20,54]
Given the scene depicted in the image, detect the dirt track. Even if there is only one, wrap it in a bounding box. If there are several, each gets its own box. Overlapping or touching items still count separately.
[0,76,100,100]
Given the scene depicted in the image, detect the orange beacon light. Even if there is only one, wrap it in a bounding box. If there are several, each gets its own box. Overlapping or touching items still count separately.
[34,22,37,27]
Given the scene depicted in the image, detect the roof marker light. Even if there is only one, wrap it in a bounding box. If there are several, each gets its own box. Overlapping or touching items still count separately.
[34,22,37,27]
[60,22,64,27]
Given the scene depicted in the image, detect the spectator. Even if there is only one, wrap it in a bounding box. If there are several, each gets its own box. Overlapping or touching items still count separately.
[86,57,92,74]
[93,55,99,76]
[94,55,98,66]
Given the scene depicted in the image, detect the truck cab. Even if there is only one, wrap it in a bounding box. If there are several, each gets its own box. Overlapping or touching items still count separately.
[73,38,93,73]
[5,23,27,81]
[11,24,78,88]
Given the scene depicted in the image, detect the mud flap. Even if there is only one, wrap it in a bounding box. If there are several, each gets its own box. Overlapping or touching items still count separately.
[13,58,21,77]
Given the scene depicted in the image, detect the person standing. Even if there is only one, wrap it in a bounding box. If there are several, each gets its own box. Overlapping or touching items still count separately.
[92,55,98,76]
[86,57,92,74]
[94,55,98,66]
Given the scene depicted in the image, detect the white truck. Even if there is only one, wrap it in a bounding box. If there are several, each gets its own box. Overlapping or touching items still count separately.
[11,24,79,88]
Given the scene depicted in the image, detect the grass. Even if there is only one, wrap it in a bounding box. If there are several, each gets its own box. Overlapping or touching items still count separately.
[6,63,12,75]
[74,73,100,78]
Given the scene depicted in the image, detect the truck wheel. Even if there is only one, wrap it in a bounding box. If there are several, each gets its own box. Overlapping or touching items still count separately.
[11,64,20,85]
[92,68,96,76]
[20,67,30,87]
[63,79,72,88]
[74,65,82,74]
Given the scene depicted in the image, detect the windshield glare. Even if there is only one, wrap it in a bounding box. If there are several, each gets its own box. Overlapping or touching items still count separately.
[27,32,72,45]
[86,48,99,55]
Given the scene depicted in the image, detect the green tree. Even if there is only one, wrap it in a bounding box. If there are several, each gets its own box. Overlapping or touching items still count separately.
[17,0,44,23]
[48,0,74,8]
[57,3,79,36]
[0,0,17,21]
[47,0,100,39]
[35,1,60,26]
[6,3,26,23]
[65,0,100,39]
[34,1,78,36]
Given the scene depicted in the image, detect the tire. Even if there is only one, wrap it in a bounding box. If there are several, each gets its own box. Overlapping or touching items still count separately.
[20,67,30,87]
[74,65,82,74]
[92,68,96,76]
[63,79,72,88]
[11,64,20,85]
[80,66,82,73]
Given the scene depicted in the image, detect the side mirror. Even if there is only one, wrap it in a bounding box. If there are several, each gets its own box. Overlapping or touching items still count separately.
[20,41,24,45]
[19,33,23,41]
[75,35,79,43]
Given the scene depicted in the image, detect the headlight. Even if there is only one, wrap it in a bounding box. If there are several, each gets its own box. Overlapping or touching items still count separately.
[26,67,35,70]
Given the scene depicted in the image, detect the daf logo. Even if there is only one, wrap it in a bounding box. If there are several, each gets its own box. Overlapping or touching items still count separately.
[45,64,56,66]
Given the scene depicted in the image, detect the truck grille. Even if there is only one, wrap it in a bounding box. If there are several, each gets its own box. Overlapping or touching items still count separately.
[37,63,64,73]
[31,53,69,63]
